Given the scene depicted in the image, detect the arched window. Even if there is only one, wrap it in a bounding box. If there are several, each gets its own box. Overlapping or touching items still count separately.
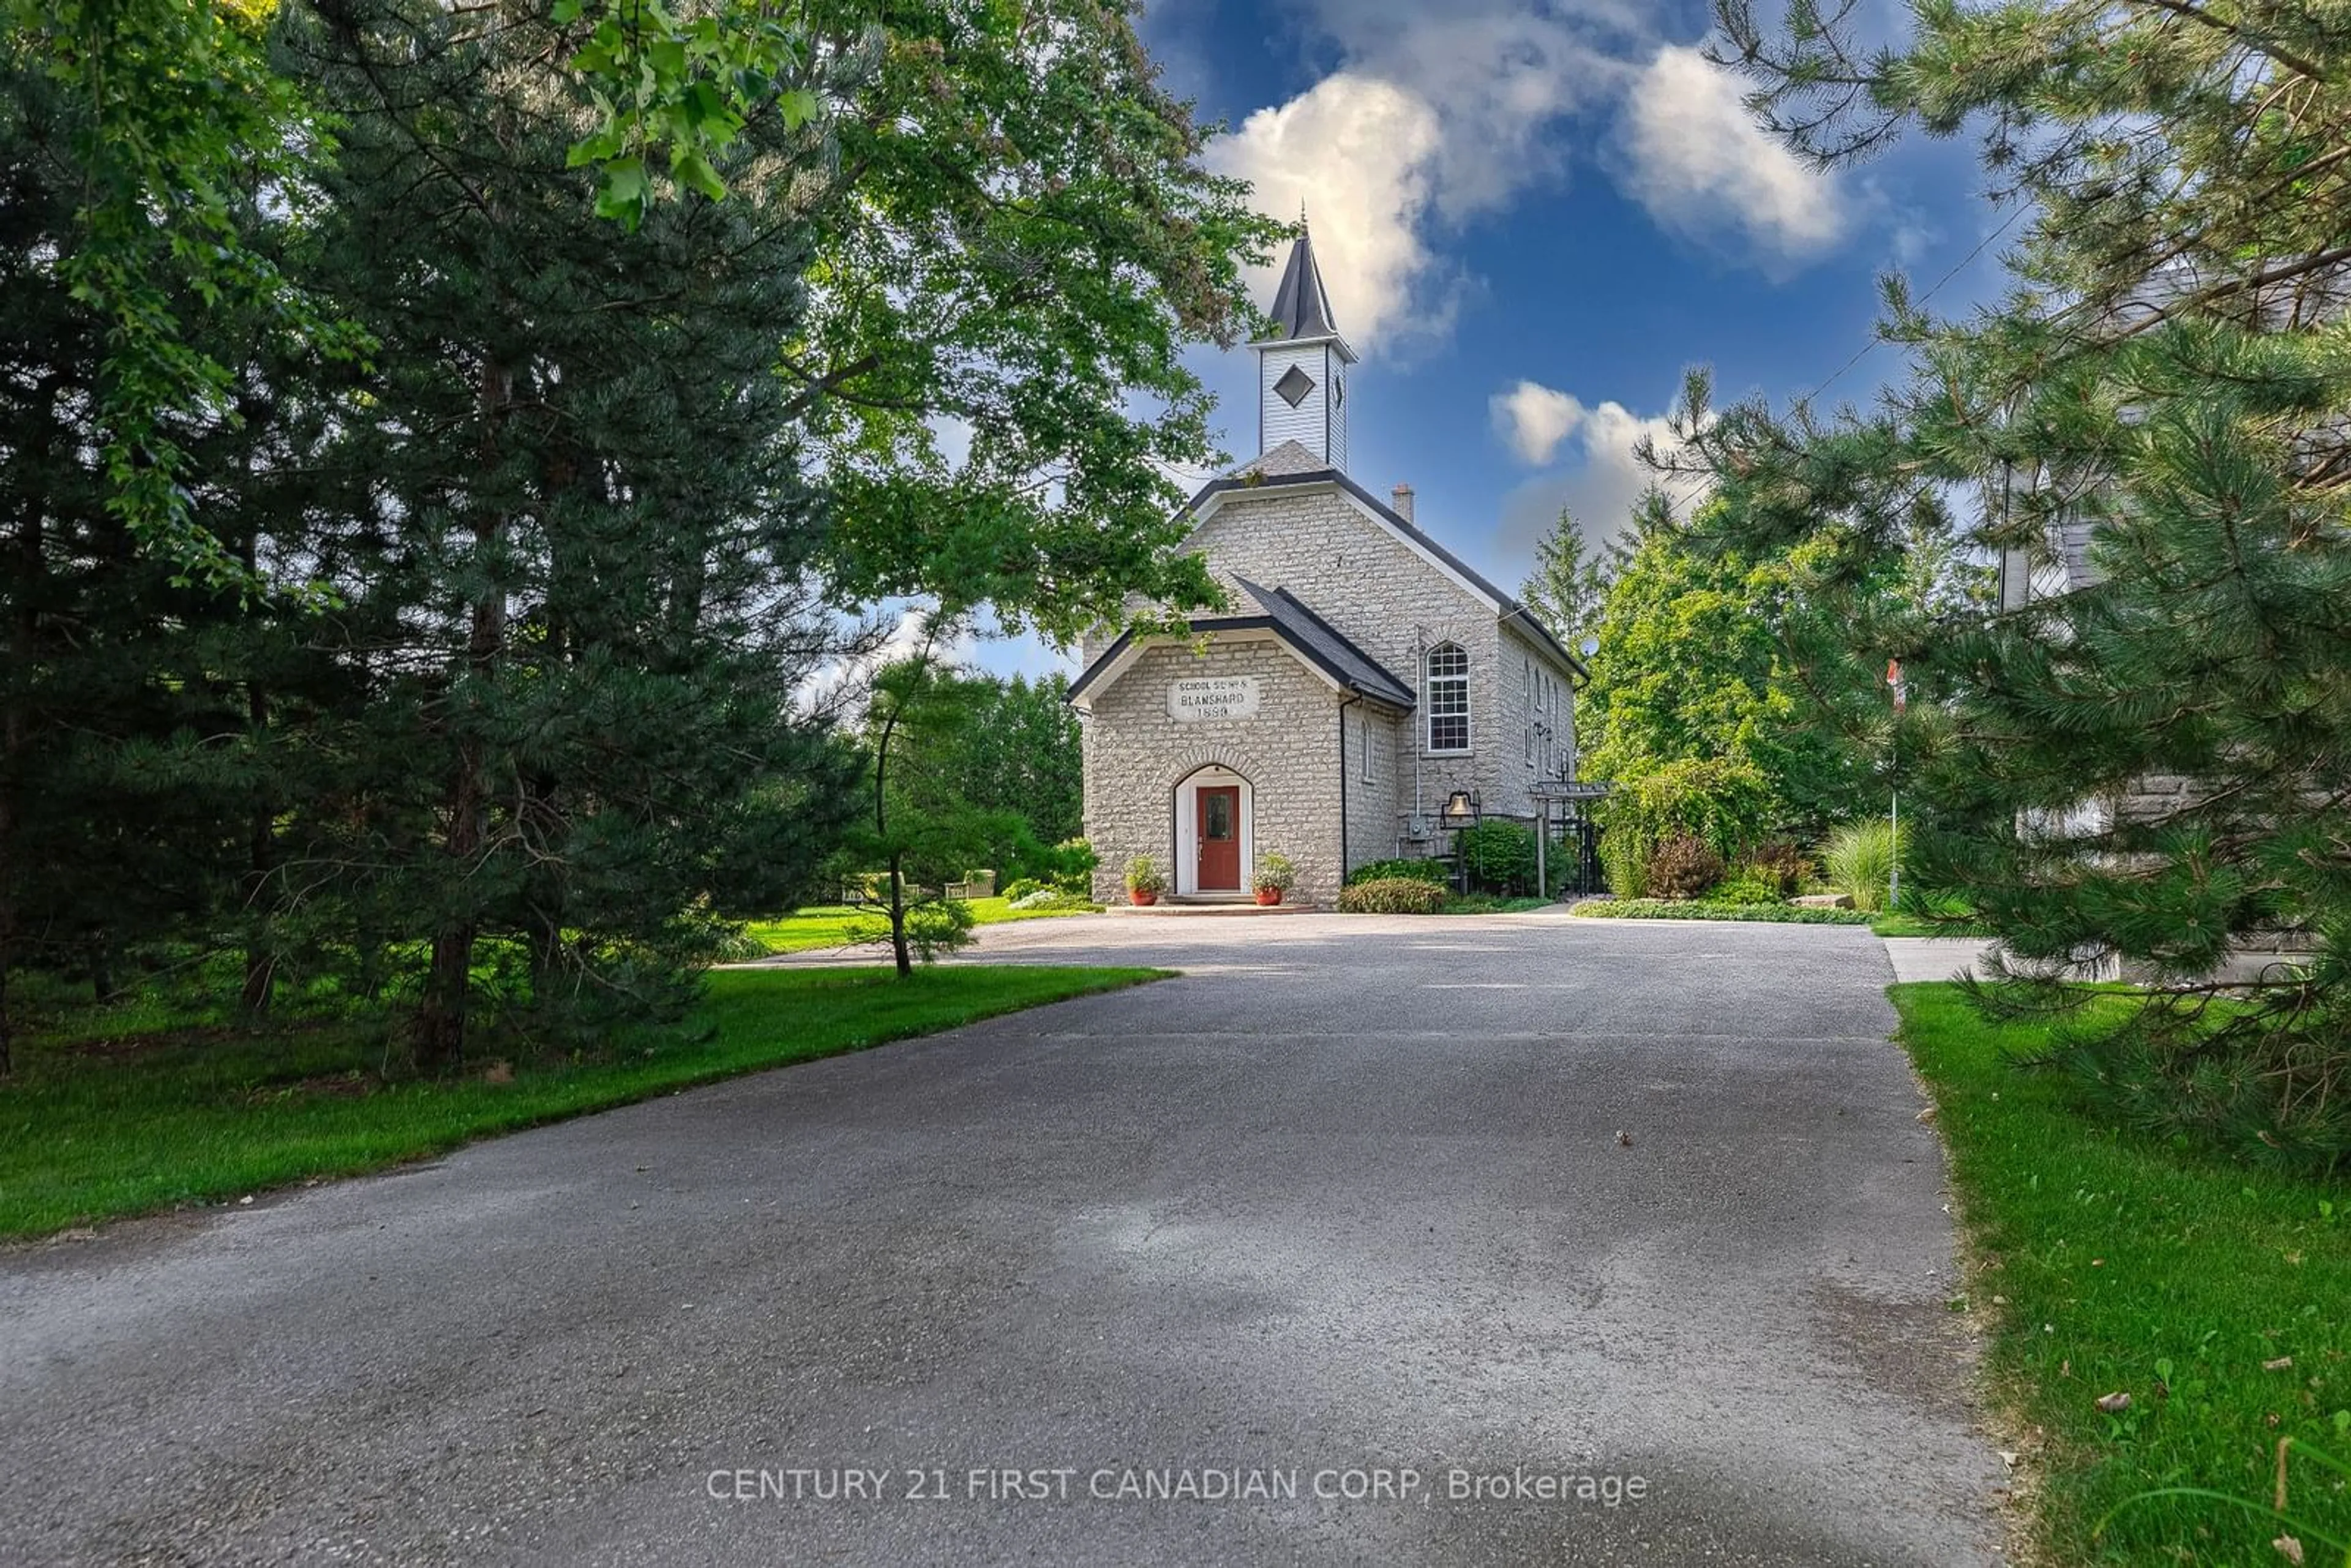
[1425,642,1469,753]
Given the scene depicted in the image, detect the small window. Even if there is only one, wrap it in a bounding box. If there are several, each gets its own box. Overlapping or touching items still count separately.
[1359,713,1376,783]
[1425,643,1469,753]
[1524,724,1534,766]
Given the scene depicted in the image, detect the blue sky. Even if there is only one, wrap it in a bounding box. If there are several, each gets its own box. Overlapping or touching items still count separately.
[978,0,2005,678]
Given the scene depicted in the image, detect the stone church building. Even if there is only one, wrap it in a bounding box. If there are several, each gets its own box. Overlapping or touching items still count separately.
[1071,225,1587,907]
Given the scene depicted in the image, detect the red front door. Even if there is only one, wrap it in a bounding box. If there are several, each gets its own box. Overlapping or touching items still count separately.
[1196,786,1241,891]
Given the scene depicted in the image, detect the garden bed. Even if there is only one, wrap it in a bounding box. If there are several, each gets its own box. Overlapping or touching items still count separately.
[1569,898,1877,926]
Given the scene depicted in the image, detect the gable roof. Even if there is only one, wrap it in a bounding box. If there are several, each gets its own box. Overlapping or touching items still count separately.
[1068,577,1415,710]
[1189,446,1589,678]
[1232,576,1416,705]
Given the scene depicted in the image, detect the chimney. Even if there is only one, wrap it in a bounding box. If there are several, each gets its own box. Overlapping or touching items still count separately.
[1390,482,1414,523]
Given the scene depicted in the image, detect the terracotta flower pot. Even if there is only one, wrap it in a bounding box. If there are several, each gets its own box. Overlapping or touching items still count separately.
[1254,888,1283,906]
[1130,888,1158,906]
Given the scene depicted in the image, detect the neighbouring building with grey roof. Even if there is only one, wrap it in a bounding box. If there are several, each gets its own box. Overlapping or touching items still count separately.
[1069,223,1587,907]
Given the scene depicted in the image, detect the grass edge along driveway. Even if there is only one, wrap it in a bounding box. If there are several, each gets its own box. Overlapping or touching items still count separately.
[745,896,1104,955]
[1893,982,2350,1566]
[1,966,1164,1242]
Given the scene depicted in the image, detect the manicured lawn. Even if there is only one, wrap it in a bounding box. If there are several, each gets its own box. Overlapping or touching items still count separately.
[1893,984,2351,1564]
[0,965,1162,1241]
[744,895,1101,955]
[1868,910,1995,938]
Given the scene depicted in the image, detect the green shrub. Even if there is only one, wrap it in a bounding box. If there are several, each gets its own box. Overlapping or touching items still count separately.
[1337,877,1450,915]
[900,898,976,962]
[1345,857,1449,887]
[1455,820,1539,895]
[1646,835,1724,901]
[1570,899,1873,926]
[1710,868,1784,906]
[1745,839,1815,897]
[1823,819,1905,912]
[1600,828,1649,898]
[711,926,774,963]
[1000,877,1044,902]
[1597,756,1778,863]
[1008,889,1093,912]
[1044,838,1099,897]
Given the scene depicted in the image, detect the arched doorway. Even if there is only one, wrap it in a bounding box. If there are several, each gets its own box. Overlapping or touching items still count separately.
[1172,765,1254,898]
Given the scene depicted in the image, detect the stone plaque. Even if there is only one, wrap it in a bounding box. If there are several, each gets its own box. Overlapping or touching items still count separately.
[1168,675,1260,722]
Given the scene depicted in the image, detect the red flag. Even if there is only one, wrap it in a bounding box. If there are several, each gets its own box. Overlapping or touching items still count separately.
[1886,658,1907,715]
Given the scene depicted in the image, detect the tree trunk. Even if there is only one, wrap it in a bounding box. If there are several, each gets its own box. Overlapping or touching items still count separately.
[525,782,566,1015]
[240,681,275,1016]
[0,503,39,1078]
[415,356,512,1073]
[416,920,475,1073]
[874,689,913,979]
[888,849,911,978]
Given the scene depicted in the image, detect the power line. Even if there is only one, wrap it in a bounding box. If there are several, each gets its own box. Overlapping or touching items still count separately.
[1802,201,2031,403]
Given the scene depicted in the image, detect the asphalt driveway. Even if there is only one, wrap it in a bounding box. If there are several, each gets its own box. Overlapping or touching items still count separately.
[0,913,2005,1566]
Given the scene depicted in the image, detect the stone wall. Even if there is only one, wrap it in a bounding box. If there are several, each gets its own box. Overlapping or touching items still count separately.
[1345,703,1407,868]
[1188,484,1578,833]
[1080,635,1349,906]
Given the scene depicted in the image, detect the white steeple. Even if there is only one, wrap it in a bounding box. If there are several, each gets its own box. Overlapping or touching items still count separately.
[1251,213,1357,470]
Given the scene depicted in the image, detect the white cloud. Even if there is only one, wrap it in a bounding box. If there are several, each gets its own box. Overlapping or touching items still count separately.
[1487,381,1711,561]
[1208,2,1633,354]
[1490,378,1589,466]
[1209,74,1448,352]
[1202,8,1914,356]
[1619,45,1845,263]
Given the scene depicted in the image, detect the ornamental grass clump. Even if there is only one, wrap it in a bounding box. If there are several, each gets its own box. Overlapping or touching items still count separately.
[1822,820,1903,913]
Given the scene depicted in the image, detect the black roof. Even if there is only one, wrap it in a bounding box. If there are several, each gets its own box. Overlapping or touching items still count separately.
[1232,576,1415,705]
[1187,460,1589,678]
[1068,578,1415,709]
[1267,226,1340,342]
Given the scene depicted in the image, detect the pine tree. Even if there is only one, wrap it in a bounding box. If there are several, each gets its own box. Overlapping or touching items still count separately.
[0,55,304,1068]
[3,0,1283,1068]
[1687,0,2351,1166]
[1518,507,1614,648]
[845,648,1030,976]
[283,0,856,1067]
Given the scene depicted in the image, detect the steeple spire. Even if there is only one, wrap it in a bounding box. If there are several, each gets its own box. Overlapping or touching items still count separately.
[1250,218,1357,470]
[1267,219,1340,342]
